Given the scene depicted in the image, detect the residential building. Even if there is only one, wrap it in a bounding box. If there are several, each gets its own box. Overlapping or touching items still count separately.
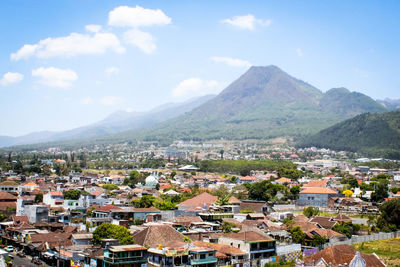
[103,244,147,267]
[0,181,19,194]
[218,231,276,260]
[300,244,386,267]
[43,191,64,207]
[297,188,341,207]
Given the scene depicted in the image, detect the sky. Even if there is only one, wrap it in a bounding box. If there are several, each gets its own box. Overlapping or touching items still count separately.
[1,0,399,136]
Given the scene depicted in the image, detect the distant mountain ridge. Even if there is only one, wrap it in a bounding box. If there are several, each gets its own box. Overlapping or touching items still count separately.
[0,65,390,149]
[377,98,400,110]
[0,94,215,148]
[111,65,387,142]
[299,111,400,159]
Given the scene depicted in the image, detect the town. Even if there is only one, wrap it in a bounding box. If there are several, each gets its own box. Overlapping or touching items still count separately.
[0,141,398,267]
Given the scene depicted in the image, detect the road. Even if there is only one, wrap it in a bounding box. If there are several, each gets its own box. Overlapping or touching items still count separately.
[12,254,50,267]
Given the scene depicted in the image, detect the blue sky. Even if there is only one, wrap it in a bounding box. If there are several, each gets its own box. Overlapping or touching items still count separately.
[1,0,399,136]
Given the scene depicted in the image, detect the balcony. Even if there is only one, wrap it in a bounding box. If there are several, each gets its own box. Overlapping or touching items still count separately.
[104,256,146,264]
[190,256,218,265]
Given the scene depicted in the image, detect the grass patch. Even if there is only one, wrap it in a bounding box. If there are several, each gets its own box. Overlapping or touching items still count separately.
[352,237,400,267]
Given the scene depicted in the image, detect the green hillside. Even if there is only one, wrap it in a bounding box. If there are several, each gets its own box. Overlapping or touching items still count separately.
[299,111,400,159]
[1,65,390,151]
[113,66,387,142]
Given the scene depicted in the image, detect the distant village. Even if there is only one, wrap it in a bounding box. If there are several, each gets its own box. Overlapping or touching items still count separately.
[0,140,399,267]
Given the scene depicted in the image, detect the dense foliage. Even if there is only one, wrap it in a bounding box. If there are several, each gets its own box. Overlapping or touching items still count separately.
[92,223,134,245]
[303,207,320,218]
[64,190,82,200]
[300,111,400,159]
[244,180,299,201]
[377,199,400,232]
[198,159,297,176]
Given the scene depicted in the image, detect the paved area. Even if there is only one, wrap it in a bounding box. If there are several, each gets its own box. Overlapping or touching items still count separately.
[12,254,50,267]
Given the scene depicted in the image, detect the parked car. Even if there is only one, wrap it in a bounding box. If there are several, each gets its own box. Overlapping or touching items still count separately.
[5,245,13,252]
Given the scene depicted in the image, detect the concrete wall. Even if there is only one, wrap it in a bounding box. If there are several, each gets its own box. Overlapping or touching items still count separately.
[276,244,301,256]
[297,194,333,207]
[325,231,400,247]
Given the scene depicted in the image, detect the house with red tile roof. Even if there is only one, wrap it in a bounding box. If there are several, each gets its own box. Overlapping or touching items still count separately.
[0,191,17,211]
[274,177,292,184]
[219,231,276,260]
[193,241,248,265]
[297,187,341,207]
[301,244,386,267]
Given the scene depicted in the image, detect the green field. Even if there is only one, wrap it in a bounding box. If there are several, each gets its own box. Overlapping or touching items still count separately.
[353,237,400,267]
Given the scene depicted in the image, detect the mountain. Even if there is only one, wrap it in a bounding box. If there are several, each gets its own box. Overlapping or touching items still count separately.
[298,111,400,159]
[320,87,387,116]
[377,98,400,111]
[1,65,390,150]
[0,94,215,148]
[112,66,388,142]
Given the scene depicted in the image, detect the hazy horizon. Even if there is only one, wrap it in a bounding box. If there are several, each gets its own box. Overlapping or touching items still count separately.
[1,0,400,136]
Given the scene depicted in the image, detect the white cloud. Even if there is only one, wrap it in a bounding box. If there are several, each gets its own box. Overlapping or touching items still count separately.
[80,97,93,105]
[211,56,251,68]
[124,29,156,54]
[85,24,102,33]
[222,14,271,30]
[296,48,303,57]
[105,66,119,76]
[100,96,123,106]
[172,78,225,98]
[0,72,24,86]
[32,67,78,88]
[11,31,125,61]
[108,5,171,28]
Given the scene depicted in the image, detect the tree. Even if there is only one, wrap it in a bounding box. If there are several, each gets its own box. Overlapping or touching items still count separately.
[310,235,327,249]
[222,222,237,233]
[371,180,389,203]
[64,190,81,200]
[34,193,43,203]
[290,226,305,244]
[41,164,52,176]
[289,185,301,200]
[377,198,400,231]
[133,195,156,208]
[92,223,134,245]
[332,222,352,238]
[216,195,231,206]
[303,207,319,218]
[102,184,119,191]
[343,190,353,197]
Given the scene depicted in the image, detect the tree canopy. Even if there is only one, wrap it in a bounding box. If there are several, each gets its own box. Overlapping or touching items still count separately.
[92,223,134,245]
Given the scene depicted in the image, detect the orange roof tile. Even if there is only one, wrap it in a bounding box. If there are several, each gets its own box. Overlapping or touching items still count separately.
[300,187,338,194]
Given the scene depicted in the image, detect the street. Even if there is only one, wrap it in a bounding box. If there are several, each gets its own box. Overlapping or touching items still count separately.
[12,254,50,267]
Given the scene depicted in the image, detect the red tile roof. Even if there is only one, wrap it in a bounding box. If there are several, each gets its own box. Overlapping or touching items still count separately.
[134,207,160,212]
[303,244,385,267]
[49,191,63,196]
[0,191,17,200]
[177,192,217,208]
[132,225,186,248]
[223,231,274,242]
[275,177,292,183]
[193,241,246,257]
[300,187,338,194]
[95,204,122,212]
[303,179,329,188]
